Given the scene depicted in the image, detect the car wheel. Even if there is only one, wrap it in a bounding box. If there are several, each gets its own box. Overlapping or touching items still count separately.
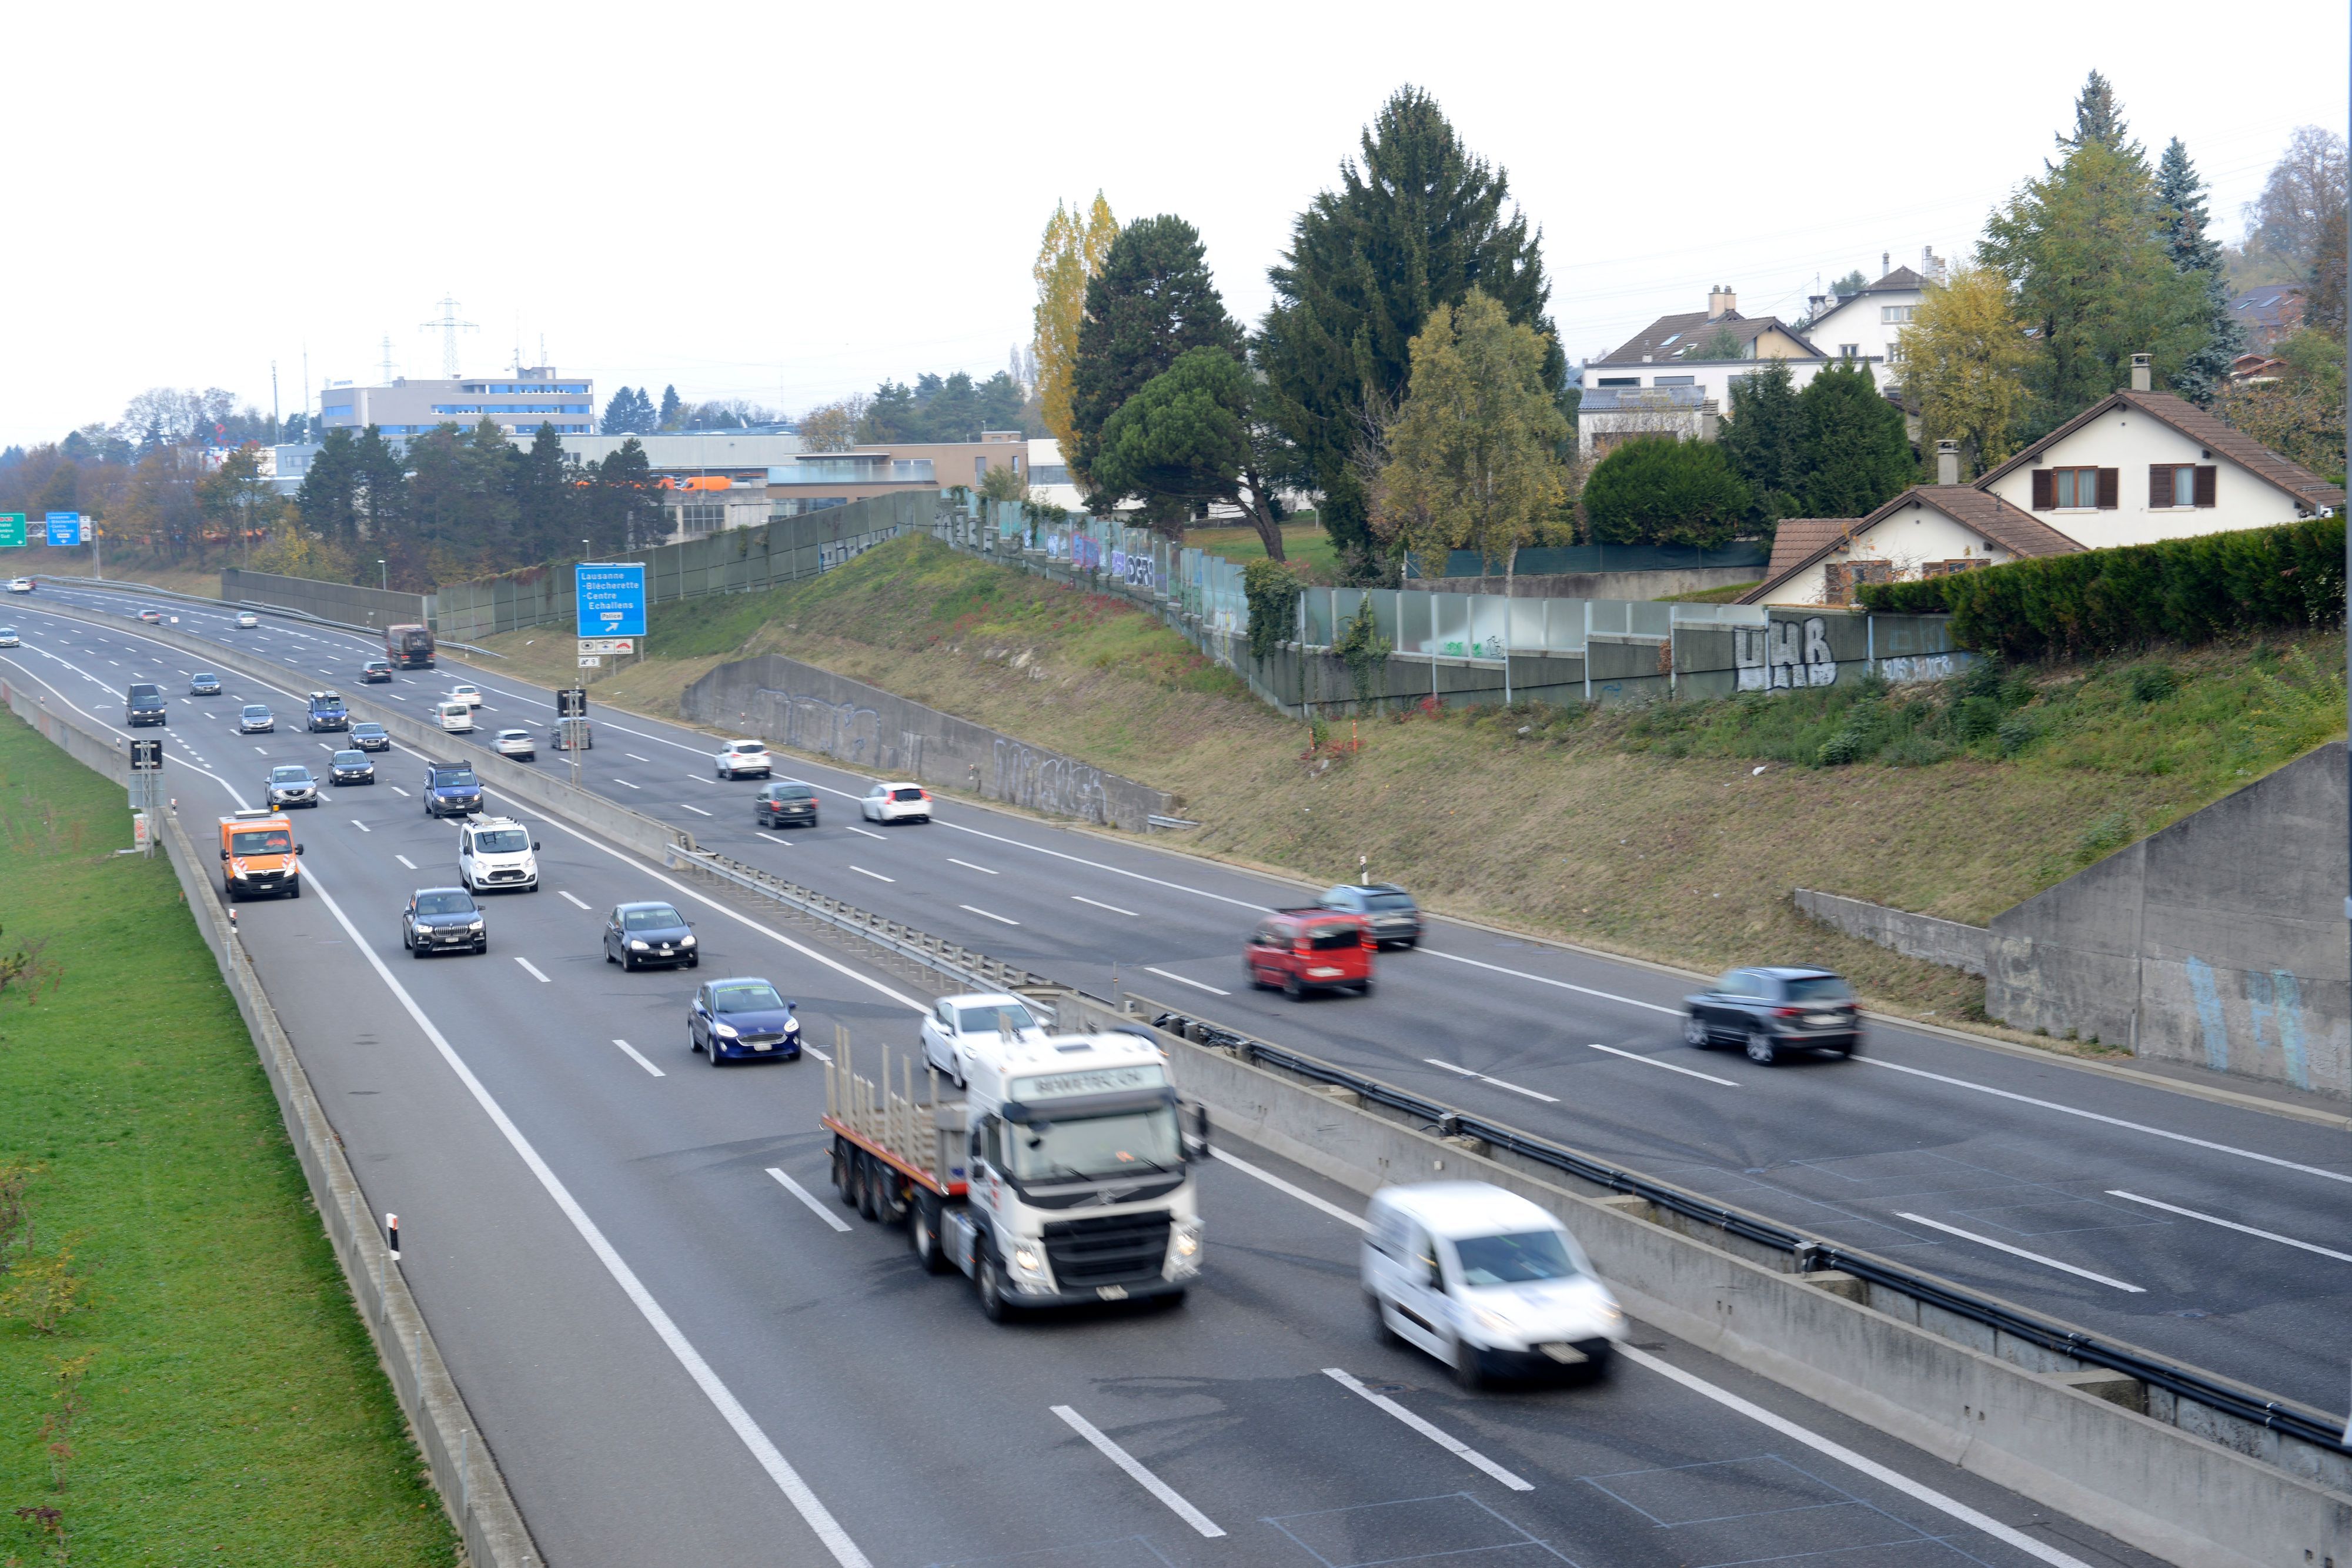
[706,1034,724,1067]
[604,947,616,965]
[622,951,636,972]
[288,880,301,899]
[1368,1293,1402,1346]
[976,1252,1013,1323]
[1283,972,1303,1001]
[1683,1014,1710,1048]
[410,935,426,959]
[475,938,488,955]
[1355,979,1374,997]
[1746,1028,1778,1065]
[952,1054,966,1092]
[910,1193,949,1273]
[687,955,699,969]
[1451,1336,1486,1391]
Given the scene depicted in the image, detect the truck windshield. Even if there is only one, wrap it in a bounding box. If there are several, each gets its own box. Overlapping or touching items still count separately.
[1453,1231,1579,1287]
[402,631,432,650]
[1005,1108,1180,1183]
[473,829,528,853]
[229,829,292,855]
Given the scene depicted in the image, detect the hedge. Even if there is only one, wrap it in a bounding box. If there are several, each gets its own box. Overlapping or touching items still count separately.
[1855,514,2345,660]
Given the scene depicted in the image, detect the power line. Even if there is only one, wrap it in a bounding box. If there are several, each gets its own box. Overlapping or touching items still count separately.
[419,295,479,377]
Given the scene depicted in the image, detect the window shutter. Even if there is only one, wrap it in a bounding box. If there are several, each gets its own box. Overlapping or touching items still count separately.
[2194,465,2217,507]
[2148,464,2172,507]
[2097,469,2120,509]
[2030,469,2053,509]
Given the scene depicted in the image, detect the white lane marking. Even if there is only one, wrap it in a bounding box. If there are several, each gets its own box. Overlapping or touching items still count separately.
[1856,1058,2352,1186]
[395,855,417,870]
[390,785,410,797]
[560,890,592,911]
[2105,1189,2352,1263]
[296,873,874,1568]
[1144,965,1228,997]
[352,820,371,834]
[1895,1213,2144,1293]
[1617,1345,2094,1568]
[1423,1058,1559,1104]
[767,1168,851,1232]
[761,832,794,845]
[947,857,997,875]
[678,802,712,817]
[1050,1405,1224,1539]
[514,957,552,983]
[1074,895,1138,917]
[1320,1368,1532,1490]
[960,904,1019,927]
[1211,1147,1366,1231]
[851,865,895,883]
[613,1038,666,1078]
[253,744,268,753]
[939,818,1267,911]
[1425,948,1681,1017]
[1588,1042,1740,1086]
[614,778,642,790]
[627,753,652,763]
[844,824,885,840]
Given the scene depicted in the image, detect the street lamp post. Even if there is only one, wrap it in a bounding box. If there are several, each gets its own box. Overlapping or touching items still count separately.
[378,559,387,591]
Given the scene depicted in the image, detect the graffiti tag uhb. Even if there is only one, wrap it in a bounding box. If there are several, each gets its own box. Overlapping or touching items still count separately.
[1735,617,1837,692]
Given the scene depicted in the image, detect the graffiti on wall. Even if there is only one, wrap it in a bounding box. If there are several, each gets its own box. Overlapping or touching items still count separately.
[1735,618,1838,691]
[760,687,883,765]
[991,738,1108,824]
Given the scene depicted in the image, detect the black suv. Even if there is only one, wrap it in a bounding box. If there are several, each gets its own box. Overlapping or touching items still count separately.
[756,780,820,829]
[125,681,168,727]
[1682,967,1862,1064]
[1317,882,1421,947]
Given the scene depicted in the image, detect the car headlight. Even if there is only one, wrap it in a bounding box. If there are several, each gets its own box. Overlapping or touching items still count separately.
[467,920,484,932]
[680,934,695,947]
[712,1022,739,1039]
[1011,1244,1045,1275]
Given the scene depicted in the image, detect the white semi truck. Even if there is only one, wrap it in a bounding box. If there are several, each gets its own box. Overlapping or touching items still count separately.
[823,1023,1207,1319]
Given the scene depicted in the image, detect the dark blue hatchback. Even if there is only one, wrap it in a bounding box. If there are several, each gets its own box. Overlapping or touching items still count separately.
[688,978,801,1065]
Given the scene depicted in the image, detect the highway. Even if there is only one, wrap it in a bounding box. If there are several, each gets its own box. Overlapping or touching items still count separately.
[24,579,2347,1413]
[0,585,2191,1566]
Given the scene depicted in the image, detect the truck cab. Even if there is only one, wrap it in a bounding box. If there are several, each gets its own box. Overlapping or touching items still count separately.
[385,623,436,670]
[125,681,168,727]
[217,809,302,900]
[304,690,349,731]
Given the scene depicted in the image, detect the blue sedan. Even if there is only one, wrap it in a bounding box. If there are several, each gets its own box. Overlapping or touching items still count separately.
[689,978,801,1065]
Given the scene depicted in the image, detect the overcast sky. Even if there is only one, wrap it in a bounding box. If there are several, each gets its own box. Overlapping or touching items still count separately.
[6,2,2344,449]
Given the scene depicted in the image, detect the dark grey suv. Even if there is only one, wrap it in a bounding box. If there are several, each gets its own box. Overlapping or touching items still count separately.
[1317,882,1421,947]
[1682,967,1862,1064]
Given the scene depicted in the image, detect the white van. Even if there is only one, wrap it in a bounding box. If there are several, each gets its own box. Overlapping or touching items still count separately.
[436,700,475,734]
[1362,1182,1625,1388]
[458,815,540,894]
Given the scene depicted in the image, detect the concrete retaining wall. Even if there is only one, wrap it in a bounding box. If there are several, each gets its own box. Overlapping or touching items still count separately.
[219,568,427,634]
[1056,991,2352,1568]
[1987,743,2351,1098]
[681,651,1173,832]
[1795,888,1989,975]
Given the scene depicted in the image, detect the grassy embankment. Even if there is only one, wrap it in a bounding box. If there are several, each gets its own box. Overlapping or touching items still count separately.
[0,717,456,1564]
[479,533,2346,1042]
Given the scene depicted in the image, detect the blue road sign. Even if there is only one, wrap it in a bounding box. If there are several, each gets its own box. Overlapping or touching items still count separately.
[45,512,82,547]
[575,562,647,638]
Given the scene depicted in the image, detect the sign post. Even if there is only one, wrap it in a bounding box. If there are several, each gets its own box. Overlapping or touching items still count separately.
[128,737,163,851]
[556,687,589,786]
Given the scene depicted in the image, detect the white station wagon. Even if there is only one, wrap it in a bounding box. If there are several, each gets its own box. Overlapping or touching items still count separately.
[714,738,771,779]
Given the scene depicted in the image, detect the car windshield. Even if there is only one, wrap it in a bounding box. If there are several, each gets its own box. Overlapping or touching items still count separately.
[415,892,476,916]
[1302,925,1361,950]
[730,742,763,753]
[194,673,217,683]
[1005,1108,1181,1182]
[890,787,923,801]
[499,731,528,741]
[473,829,528,853]
[128,684,161,700]
[1362,893,1416,911]
[954,1001,1035,1034]
[270,767,310,783]
[623,906,684,931]
[312,696,343,710]
[332,752,366,765]
[353,725,384,736]
[229,829,292,855]
[712,982,785,1014]
[1784,975,1854,1002]
[1453,1230,1579,1287]
[429,770,477,788]
[243,707,268,717]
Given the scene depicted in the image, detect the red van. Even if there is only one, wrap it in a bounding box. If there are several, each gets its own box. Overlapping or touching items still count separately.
[1242,908,1375,999]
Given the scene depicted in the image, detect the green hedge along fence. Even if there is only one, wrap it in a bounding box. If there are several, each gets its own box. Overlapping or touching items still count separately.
[1856,514,2345,660]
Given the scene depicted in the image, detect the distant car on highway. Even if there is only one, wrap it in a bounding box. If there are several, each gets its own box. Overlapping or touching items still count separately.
[136,607,163,623]
[360,658,394,683]
[328,749,375,785]
[125,682,168,727]
[1317,882,1422,948]
[492,728,536,761]
[305,690,349,731]
[446,683,484,708]
[265,764,319,809]
[422,762,482,818]
[457,815,540,894]
[689,978,801,1065]
[715,738,771,779]
[0,627,17,648]
[861,781,930,824]
[755,779,818,829]
[189,672,220,696]
[435,699,475,734]
[604,901,696,971]
[349,721,390,752]
[5,578,30,593]
[233,611,259,628]
[1682,967,1862,1064]
[238,703,273,733]
[919,992,1047,1088]
[1244,908,1374,999]
[403,888,486,957]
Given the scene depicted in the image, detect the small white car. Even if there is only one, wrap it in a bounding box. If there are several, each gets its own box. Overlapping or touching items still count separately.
[861,780,930,824]
[436,700,475,733]
[233,611,259,628]
[493,728,536,760]
[446,683,485,708]
[919,992,1050,1087]
[5,579,32,593]
[0,627,18,647]
[715,738,771,780]
[1363,1182,1626,1390]
[459,815,541,894]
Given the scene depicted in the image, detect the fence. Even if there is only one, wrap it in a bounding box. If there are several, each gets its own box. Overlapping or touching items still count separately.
[1424,541,1773,578]
[219,568,429,633]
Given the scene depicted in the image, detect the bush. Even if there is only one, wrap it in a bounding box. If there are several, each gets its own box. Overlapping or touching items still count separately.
[1997,711,2038,756]
[2130,662,2179,702]
[1955,694,2002,742]
[1242,557,1302,660]
[1856,516,2346,658]
[1582,436,1750,549]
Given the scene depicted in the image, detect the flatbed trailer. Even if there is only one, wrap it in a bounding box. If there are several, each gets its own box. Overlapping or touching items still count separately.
[821,1041,967,1239]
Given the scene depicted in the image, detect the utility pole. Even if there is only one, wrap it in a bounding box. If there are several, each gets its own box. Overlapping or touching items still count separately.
[271,360,280,444]
[379,335,397,384]
[419,296,478,377]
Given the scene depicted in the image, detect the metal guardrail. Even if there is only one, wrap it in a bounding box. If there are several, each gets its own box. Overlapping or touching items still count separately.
[1141,1004,2352,1461]
[29,575,504,658]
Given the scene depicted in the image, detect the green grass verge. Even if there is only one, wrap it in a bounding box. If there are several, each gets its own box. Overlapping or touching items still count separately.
[0,716,457,1566]
[1180,521,1342,580]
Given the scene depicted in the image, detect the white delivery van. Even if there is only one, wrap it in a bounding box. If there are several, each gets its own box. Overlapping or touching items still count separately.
[1362,1181,1626,1388]
[436,700,475,734]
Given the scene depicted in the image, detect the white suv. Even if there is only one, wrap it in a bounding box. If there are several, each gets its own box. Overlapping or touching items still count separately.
[715,738,771,779]
[862,780,930,823]
[458,815,542,893]
[920,992,1049,1088]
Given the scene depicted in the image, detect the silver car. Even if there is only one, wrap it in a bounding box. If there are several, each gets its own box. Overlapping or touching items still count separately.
[238,704,274,733]
[265,764,319,808]
[493,728,536,761]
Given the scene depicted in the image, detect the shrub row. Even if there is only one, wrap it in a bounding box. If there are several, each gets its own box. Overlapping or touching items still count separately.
[1856,515,2345,659]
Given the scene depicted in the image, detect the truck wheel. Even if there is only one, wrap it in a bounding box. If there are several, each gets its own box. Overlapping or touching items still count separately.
[288,881,301,900]
[831,1142,856,1205]
[856,1154,882,1221]
[976,1253,1014,1322]
[910,1195,950,1274]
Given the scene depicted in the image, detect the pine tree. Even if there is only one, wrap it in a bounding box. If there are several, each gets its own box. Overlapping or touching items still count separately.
[1719,359,1806,526]
[2056,70,2136,158]
[1796,362,1914,517]
[2156,139,2246,405]
[1088,347,1290,557]
[1069,215,1241,485]
[657,385,683,430]
[1257,86,1559,557]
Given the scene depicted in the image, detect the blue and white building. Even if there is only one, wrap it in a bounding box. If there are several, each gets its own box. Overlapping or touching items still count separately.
[316,367,596,440]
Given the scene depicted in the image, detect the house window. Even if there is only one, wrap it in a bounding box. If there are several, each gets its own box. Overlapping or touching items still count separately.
[2149,463,2217,508]
[1881,305,1915,324]
[2033,466,2116,509]
[1920,559,1985,578]
[1596,377,1639,387]
[1823,559,1895,605]
[677,502,724,535]
[1840,344,1860,358]
[1652,375,1695,387]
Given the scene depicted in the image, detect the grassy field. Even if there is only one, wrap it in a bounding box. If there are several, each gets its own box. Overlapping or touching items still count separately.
[1179,521,1344,580]
[37,561,223,599]
[0,718,457,1565]
[479,534,2346,1043]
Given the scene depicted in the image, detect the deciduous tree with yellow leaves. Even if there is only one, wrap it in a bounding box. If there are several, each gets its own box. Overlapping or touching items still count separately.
[1031,193,1118,464]
[1891,265,2034,477]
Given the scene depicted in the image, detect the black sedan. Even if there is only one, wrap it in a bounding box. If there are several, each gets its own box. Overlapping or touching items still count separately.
[689,978,801,1065]
[403,888,486,957]
[603,901,697,971]
[190,672,222,696]
[1683,967,1863,1064]
[349,722,391,753]
[1317,881,1422,947]
[328,749,375,785]
[755,780,819,829]
[361,658,395,683]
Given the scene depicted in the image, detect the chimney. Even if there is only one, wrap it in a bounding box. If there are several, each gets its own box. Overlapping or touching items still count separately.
[1881,250,1890,277]
[1707,285,1735,320]
[2130,352,2152,392]
[1936,440,1960,486]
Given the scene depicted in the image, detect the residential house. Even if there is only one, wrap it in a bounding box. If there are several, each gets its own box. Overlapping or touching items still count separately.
[2229,285,2304,349]
[1577,287,1828,459]
[1796,250,1945,392]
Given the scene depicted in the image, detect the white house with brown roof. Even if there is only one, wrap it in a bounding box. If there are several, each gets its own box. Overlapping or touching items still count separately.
[1742,467,2084,607]
[1796,257,1938,391]
[1579,286,1829,459]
